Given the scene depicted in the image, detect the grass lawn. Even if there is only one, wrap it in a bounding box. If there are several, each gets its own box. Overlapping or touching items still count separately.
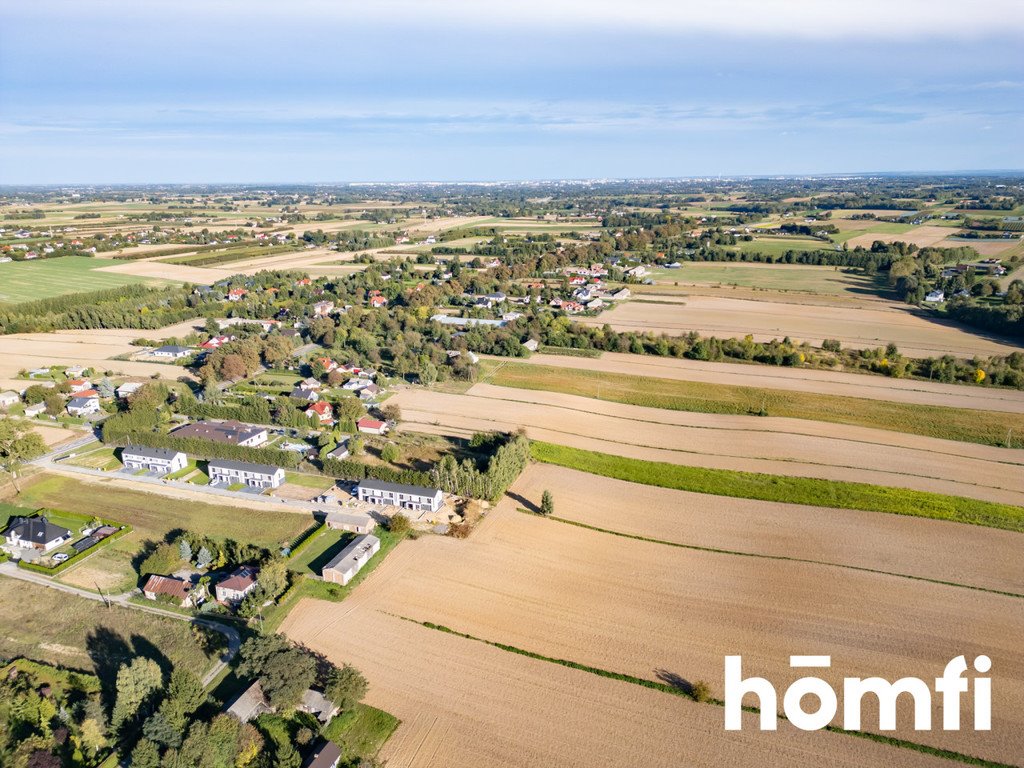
[731,236,829,256]
[15,474,311,587]
[0,574,218,681]
[64,446,121,471]
[482,361,1024,448]
[323,704,400,759]
[0,256,167,304]
[284,471,335,491]
[531,441,1024,533]
[287,528,353,576]
[651,263,874,295]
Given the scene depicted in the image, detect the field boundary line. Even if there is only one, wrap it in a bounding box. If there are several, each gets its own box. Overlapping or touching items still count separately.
[516,508,1024,600]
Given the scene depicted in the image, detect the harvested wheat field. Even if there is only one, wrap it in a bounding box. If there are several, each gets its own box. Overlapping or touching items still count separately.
[30,424,84,448]
[0,321,202,382]
[512,463,1024,595]
[844,225,953,250]
[393,386,1024,505]
[96,259,238,283]
[584,295,1020,358]
[496,352,1024,413]
[282,587,956,768]
[282,507,1023,764]
[936,237,1021,256]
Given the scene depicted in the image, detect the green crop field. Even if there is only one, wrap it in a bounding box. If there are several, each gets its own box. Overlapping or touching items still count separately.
[730,236,829,256]
[531,442,1024,532]
[0,256,167,304]
[482,361,1024,447]
[651,262,875,294]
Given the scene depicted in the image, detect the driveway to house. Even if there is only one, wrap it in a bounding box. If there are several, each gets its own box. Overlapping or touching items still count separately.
[0,562,240,687]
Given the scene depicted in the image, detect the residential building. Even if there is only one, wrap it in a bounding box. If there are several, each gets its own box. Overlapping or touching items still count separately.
[3,516,72,552]
[226,681,273,722]
[172,420,268,447]
[142,575,204,607]
[200,334,236,350]
[302,741,342,768]
[358,384,381,401]
[298,690,338,724]
[24,402,46,417]
[291,386,320,402]
[357,478,443,513]
[321,534,380,585]
[116,382,144,399]
[324,510,376,535]
[121,446,187,474]
[342,378,372,391]
[326,442,350,461]
[215,566,259,604]
[227,288,248,301]
[305,401,333,424]
[67,378,93,394]
[356,417,388,435]
[925,290,945,303]
[312,300,335,317]
[207,459,285,489]
[66,397,100,416]
[152,345,192,359]
[0,391,19,408]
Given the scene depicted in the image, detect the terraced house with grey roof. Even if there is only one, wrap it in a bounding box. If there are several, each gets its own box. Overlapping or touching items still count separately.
[207,459,285,489]
[121,446,187,474]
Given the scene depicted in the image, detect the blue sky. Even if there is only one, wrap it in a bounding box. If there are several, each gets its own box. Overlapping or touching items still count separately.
[1,0,1022,183]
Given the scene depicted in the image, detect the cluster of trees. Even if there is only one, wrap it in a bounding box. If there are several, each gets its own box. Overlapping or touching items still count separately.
[0,417,47,492]
[0,661,109,768]
[431,431,531,502]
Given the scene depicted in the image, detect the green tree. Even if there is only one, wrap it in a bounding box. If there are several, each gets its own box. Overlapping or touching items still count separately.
[111,657,163,732]
[540,489,554,516]
[388,513,410,537]
[324,664,368,713]
[236,635,316,710]
[336,397,365,424]
[139,542,183,577]
[380,442,400,463]
[0,418,47,492]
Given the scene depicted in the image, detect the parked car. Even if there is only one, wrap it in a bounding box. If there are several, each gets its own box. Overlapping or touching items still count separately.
[52,553,70,563]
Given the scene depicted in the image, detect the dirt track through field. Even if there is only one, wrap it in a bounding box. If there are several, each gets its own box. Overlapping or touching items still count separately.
[282,503,1023,765]
[584,295,1021,358]
[392,386,1024,505]
[513,464,1024,595]
[496,352,1024,413]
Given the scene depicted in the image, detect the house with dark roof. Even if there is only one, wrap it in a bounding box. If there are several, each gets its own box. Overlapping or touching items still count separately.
[302,740,342,768]
[151,345,192,360]
[121,446,187,474]
[207,459,285,489]
[357,478,443,513]
[3,517,72,553]
[171,420,268,447]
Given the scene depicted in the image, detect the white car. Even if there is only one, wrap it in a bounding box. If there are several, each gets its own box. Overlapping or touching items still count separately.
[52,553,70,563]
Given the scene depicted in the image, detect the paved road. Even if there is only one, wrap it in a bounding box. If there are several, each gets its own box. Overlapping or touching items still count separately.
[0,563,240,688]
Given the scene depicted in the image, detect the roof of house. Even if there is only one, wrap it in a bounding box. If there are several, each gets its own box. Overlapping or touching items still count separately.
[226,680,273,723]
[207,458,283,476]
[356,417,386,429]
[143,574,192,600]
[359,478,442,499]
[302,740,342,768]
[218,566,258,593]
[323,534,380,575]
[122,446,184,462]
[299,688,337,720]
[67,396,98,408]
[154,345,191,354]
[306,401,332,415]
[326,444,349,459]
[171,420,265,445]
[324,510,373,528]
[4,516,72,544]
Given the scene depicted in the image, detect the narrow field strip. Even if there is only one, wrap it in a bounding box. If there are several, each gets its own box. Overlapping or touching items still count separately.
[516,509,1024,600]
[395,615,1019,768]
[482,361,1024,448]
[530,442,1024,532]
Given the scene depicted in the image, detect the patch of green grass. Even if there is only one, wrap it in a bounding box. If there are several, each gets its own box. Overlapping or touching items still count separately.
[0,256,167,304]
[284,471,335,491]
[484,361,1024,447]
[287,528,352,576]
[650,262,875,295]
[530,441,1024,533]
[323,703,400,759]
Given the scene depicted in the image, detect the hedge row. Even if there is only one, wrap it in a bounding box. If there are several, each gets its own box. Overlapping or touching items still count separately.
[286,522,325,558]
[320,456,432,487]
[17,524,133,576]
[104,431,303,469]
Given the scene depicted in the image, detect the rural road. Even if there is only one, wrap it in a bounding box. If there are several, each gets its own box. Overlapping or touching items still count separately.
[0,564,240,688]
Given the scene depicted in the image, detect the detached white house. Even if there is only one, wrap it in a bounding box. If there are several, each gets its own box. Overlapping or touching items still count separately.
[207,459,285,489]
[122,446,187,474]
[215,566,259,604]
[24,402,46,417]
[924,289,945,303]
[357,479,443,513]
[321,534,380,585]
[152,345,192,360]
[0,391,20,409]
[67,397,100,416]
